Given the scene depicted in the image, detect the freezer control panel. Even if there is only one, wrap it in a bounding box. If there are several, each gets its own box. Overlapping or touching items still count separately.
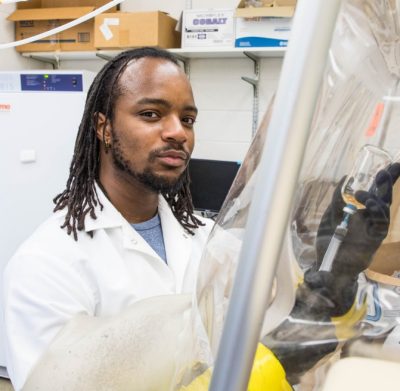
[20,73,83,92]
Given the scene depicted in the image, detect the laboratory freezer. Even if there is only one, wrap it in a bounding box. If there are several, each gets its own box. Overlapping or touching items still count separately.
[0,70,95,378]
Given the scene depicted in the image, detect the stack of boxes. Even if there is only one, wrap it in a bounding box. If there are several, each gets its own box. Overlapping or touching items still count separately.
[8,0,181,52]
[234,0,295,48]
[8,0,296,53]
[181,0,296,49]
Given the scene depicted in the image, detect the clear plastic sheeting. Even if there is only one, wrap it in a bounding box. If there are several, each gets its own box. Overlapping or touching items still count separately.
[175,0,400,389]
[173,99,302,391]
[195,99,301,357]
[291,0,400,379]
[23,295,199,391]
[19,0,400,389]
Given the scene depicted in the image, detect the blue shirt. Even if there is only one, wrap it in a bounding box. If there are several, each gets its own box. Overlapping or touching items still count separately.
[131,214,167,263]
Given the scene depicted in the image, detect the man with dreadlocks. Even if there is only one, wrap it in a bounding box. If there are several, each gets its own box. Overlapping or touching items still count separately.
[4,46,399,391]
[3,47,214,391]
[4,45,295,391]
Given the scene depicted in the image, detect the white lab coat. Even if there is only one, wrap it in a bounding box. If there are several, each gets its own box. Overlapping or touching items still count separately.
[3,186,213,391]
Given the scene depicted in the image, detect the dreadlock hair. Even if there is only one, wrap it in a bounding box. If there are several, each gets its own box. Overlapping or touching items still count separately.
[53,47,204,241]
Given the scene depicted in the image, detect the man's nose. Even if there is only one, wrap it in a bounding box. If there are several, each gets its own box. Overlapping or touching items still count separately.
[161,115,187,144]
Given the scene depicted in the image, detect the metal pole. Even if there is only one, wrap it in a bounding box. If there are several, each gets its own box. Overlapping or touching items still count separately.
[209,1,343,390]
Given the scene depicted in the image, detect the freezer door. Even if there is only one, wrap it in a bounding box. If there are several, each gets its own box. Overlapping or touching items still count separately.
[0,90,87,374]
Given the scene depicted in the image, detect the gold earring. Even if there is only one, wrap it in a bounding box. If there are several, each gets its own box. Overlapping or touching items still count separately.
[104,140,111,152]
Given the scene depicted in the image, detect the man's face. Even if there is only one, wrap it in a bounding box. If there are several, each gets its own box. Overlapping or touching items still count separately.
[105,57,197,193]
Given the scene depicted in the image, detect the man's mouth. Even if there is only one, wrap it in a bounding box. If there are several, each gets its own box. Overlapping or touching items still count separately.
[156,150,188,167]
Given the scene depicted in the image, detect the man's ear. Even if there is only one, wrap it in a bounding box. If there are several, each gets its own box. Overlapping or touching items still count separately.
[96,112,111,145]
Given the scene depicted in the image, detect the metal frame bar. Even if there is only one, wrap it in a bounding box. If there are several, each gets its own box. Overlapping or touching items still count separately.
[241,52,260,137]
[209,0,343,390]
[172,54,190,76]
[26,55,59,69]
[95,53,114,62]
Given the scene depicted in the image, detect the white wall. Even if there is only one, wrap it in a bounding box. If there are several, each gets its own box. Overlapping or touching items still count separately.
[0,0,283,162]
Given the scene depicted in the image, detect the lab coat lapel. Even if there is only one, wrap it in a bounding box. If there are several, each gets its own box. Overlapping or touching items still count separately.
[84,184,125,232]
[159,197,192,293]
[86,184,168,261]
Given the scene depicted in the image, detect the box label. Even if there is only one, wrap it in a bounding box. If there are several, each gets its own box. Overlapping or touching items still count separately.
[235,17,291,48]
[236,36,288,47]
[182,9,234,48]
[99,17,120,41]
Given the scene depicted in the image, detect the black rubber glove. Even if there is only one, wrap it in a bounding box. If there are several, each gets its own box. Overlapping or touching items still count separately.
[315,163,400,281]
[262,163,400,384]
[261,271,340,384]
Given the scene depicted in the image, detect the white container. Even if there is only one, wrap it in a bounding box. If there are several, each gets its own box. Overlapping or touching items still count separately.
[181,8,235,48]
[235,16,292,48]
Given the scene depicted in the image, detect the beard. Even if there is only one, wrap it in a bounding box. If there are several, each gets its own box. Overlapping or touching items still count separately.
[136,167,186,193]
[110,136,187,194]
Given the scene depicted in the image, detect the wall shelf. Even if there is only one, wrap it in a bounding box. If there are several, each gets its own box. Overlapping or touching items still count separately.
[21,46,286,63]
[172,47,286,58]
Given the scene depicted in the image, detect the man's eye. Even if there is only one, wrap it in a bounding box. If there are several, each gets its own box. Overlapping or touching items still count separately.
[140,111,158,119]
[182,117,196,126]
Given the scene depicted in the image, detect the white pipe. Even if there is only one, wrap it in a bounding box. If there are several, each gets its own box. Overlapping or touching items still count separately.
[0,1,28,4]
[209,0,343,390]
[0,0,125,50]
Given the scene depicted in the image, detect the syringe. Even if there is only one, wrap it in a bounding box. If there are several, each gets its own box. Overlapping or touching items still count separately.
[318,204,357,272]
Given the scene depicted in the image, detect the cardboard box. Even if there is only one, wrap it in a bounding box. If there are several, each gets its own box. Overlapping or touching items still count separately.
[276,0,297,5]
[369,242,400,280]
[42,0,117,10]
[94,11,180,49]
[235,0,296,17]
[234,0,295,47]
[181,9,235,48]
[17,0,41,9]
[17,0,117,9]
[8,7,96,52]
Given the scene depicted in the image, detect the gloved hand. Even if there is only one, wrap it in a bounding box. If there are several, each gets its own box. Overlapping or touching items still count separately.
[261,269,367,384]
[315,163,400,281]
[261,163,400,384]
[261,270,350,384]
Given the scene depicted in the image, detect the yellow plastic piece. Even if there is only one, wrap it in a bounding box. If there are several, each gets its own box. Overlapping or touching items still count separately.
[331,297,367,340]
[248,343,292,391]
[179,368,211,390]
[180,344,292,391]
